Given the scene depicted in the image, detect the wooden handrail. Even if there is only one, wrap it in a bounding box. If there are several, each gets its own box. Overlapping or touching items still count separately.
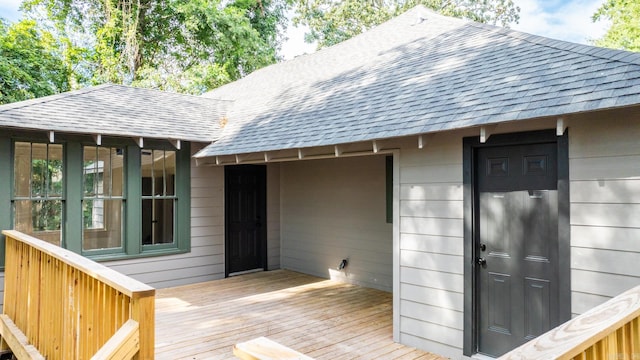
[91,319,140,360]
[500,285,640,359]
[0,230,156,359]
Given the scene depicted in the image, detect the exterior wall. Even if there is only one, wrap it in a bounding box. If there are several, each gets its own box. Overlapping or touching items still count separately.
[568,112,640,316]
[396,131,466,358]
[109,160,282,284]
[280,155,393,291]
[105,143,225,288]
[395,112,640,358]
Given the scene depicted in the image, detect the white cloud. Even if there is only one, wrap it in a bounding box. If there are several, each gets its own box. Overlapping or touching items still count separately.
[280,22,317,60]
[511,0,609,44]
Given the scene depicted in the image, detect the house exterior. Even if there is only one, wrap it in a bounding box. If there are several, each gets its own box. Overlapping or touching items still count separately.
[1,5,640,359]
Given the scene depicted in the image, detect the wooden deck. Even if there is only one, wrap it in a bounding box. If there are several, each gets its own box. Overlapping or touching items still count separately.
[155,270,445,359]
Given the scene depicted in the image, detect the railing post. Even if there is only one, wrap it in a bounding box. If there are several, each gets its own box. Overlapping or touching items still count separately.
[131,292,155,360]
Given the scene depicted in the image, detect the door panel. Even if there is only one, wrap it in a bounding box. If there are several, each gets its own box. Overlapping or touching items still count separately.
[487,272,511,334]
[477,143,559,357]
[225,165,266,275]
[524,277,550,340]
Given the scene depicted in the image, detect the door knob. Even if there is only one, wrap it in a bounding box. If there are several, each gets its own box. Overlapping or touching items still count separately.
[477,258,487,266]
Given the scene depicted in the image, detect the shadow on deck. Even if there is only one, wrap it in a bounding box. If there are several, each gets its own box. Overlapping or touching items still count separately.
[155,270,445,359]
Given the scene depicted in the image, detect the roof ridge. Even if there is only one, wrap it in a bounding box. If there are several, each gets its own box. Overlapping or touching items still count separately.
[0,83,231,114]
[0,83,115,113]
[467,21,640,66]
[109,83,227,102]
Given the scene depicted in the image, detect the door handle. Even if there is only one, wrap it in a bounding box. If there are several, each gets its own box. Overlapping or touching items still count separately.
[477,258,487,266]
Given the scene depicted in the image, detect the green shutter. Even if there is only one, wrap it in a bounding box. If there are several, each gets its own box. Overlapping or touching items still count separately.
[65,142,83,252]
[0,136,11,267]
[126,145,142,255]
[176,142,191,251]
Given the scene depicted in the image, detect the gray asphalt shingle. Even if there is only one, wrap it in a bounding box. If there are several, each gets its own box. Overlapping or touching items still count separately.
[195,6,640,158]
[0,84,226,142]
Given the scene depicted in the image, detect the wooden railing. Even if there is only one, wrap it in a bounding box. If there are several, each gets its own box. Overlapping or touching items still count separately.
[500,285,640,360]
[0,230,155,360]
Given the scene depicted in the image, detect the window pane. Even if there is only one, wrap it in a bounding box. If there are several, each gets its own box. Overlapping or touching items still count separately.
[31,143,47,197]
[14,199,62,246]
[84,147,98,196]
[20,143,64,198]
[83,199,123,250]
[142,199,174,245]
[14,142,31,197]
[141,150,175,196]
[48,144,63,197]
[153,150,164,195]
[141,150,153,196]
[111,148,124,196]
[165,151,175,196]
[84,147,124,197]
[83,198,104,229]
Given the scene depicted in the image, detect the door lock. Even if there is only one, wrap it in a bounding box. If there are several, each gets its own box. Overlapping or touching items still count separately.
[479,243,486,251]
[477,257,487,266]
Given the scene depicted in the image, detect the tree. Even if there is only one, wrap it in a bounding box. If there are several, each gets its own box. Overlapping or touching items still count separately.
[0,19,71,104]
[23,0,291,94]
[292,0,520,49]
[592,0,640,52]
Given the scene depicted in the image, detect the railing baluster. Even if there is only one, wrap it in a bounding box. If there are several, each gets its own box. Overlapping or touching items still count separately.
[0,230,155,360]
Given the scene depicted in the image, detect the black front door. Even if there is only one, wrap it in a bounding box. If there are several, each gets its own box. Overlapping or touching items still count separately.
[476,142,560,357]
[225,165,267,276]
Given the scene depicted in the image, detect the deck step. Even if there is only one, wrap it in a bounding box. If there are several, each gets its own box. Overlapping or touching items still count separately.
[233,337,314,360]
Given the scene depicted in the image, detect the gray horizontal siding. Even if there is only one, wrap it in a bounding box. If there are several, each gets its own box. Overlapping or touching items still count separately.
[280,156,393,291]
[568,114,640,316]
[397,132,465,357]
[106,144,225,288]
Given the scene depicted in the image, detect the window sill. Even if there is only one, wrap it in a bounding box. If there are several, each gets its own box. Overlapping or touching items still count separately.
[86,247,190,263]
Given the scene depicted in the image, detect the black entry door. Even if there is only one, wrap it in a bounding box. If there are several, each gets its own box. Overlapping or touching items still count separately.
[225,165,267,276]
[476,142,560,357]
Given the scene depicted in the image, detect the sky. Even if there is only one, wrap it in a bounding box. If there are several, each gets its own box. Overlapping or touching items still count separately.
[1,0,609,60]
[281,0,610,59]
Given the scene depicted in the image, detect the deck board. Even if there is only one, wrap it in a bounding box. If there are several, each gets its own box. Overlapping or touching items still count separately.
[155,270,445,359]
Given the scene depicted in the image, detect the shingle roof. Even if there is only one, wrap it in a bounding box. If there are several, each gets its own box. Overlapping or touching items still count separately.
[195,5,640,158]
[0,84,227,142]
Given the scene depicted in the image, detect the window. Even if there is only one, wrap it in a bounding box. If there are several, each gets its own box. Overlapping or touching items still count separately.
[82,146,124,251]
[1,138,190,264]
[141,149,176,245]
[13,142,64,245]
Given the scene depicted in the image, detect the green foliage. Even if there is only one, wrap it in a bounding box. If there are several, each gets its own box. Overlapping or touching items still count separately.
[592,0,640,52]
[22,0,291,93]
[292,0,520,48]
[0,19,71,104]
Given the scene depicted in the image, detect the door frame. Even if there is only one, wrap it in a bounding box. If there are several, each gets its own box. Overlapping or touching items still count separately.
[224,164,268,277]
[462,129,571,356]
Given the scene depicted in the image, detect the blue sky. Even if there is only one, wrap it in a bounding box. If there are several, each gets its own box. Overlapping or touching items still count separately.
[511,0,607,45]
[1,0,609,59]
[0,0,21,22]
